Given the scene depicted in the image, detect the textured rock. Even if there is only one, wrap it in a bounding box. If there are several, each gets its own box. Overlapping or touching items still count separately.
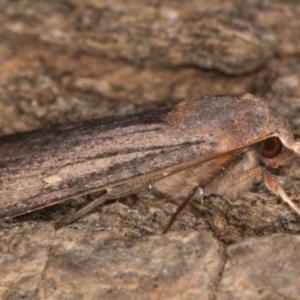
[1,0,300,299]
[217,234,300,300]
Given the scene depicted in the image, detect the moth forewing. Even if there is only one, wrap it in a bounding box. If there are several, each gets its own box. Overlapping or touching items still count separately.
[62,133,294,228]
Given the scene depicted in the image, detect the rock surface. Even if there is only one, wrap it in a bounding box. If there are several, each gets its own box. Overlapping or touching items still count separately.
[1,1,300,299]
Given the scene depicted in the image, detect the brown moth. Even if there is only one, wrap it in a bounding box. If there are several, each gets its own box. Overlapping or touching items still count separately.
[0,93,300,230]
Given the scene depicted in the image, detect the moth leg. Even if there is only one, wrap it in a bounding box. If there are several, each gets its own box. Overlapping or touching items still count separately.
[55,192,112,229]
[163,185,203,234]
[198,188,204,204]
[233,166,300,216]
[56,177,157,229]
[218,166,263,198]
[264,172,300,216]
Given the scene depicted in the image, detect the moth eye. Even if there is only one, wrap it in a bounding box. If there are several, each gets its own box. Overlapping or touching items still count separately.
[261,137,283,159]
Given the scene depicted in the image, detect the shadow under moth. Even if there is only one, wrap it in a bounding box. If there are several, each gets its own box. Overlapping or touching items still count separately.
[0,93,300,231]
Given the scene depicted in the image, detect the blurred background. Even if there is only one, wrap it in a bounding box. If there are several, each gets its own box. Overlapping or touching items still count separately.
[1,0,300,136]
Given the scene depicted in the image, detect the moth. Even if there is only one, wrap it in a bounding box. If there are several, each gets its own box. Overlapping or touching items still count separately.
[0,93,300,231]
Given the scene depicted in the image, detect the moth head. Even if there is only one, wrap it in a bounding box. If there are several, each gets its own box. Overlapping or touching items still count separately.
[258,106,300,168]
[260,136,300,168]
